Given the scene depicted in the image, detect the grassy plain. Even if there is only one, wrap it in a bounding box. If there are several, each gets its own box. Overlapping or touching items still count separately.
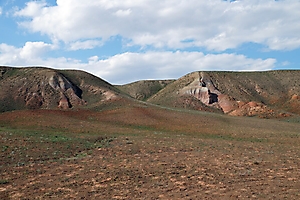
[0,104,300,199]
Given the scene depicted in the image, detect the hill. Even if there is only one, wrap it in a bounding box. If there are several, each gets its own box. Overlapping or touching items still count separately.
[0,66,127,112]
[1,66,300,199]
[1,66,299,119]
[115,80,174,101]
[147,71,300,118]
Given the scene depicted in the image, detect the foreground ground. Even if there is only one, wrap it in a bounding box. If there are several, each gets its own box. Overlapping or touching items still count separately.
[0,105,300,199]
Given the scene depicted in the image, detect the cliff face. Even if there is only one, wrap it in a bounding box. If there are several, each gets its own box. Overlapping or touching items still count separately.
[0,67,121,112]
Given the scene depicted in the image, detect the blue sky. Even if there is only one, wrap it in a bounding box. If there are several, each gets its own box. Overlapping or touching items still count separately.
[1,0,300,84]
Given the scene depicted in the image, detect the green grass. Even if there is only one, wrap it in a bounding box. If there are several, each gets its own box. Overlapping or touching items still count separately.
[0,179,9,184]
[0,127,115,166]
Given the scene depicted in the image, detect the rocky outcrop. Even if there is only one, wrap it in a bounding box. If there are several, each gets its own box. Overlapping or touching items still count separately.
[179,73,220,106]
[58,96,71,109]
[179,72,278,117]
[48,72,86,109]
[0,67,121,112]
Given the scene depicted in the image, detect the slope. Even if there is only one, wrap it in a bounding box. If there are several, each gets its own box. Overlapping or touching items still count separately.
[116,79,174,101]
[0,66,126,112]
[1,102,300,199]
[147,71,300,117]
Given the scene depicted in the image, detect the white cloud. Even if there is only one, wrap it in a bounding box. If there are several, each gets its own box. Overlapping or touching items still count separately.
[90,51,276,84]
[14,1,47,17]
[14,0,300,51]
[0,41,55,65]
[0,43,276,84]
[0,43,19,64]
[114,9,132,17]
[88,56,99,64]
[68,40,103,51]
[20,41,54,59]
[0,7,2,15]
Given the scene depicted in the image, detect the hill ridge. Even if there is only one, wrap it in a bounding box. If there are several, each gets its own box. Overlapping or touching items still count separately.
[1,66,299,118]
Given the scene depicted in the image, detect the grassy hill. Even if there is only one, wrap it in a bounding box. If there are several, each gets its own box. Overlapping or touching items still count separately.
[115,79,174,101]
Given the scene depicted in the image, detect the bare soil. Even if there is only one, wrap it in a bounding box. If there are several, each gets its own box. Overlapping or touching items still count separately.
[1,106,300,199]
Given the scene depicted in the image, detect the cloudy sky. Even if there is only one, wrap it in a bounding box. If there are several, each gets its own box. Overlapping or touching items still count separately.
[1,0,300,84]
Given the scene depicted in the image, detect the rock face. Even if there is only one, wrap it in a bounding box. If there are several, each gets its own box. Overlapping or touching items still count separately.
[48,72,86,109]
[179,76,219,105]
[13,70,86,110]
[178,72,267,116]
[58,97,70,109]
[179,73,288,117]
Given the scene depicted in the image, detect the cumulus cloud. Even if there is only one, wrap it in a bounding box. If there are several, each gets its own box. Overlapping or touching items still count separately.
[19,41,55,59]
[0,42,276,84]
[90,51,276,84]
[14,0,300,51]
[0,41,55,65]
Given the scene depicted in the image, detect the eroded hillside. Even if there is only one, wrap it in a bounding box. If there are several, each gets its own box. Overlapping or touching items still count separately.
[147,71,300,118]
[0,66,123,112]
[1,67,299,118]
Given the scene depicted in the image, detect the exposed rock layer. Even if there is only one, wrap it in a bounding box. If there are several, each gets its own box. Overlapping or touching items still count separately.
[0,67,121,112]
[147,71,300,118]
[1,66,299,119]
[178,72,275,116]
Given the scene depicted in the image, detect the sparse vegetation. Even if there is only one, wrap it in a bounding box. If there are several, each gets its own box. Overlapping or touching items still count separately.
[116,79,174,100]
[0,105,300,199]
[0,67,300,199]
[0,179,9,185]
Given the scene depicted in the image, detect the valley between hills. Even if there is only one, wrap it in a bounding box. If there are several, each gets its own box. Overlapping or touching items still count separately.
[1,66,300,199]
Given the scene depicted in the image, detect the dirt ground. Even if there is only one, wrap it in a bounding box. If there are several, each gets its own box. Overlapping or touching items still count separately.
[1,108,300,199]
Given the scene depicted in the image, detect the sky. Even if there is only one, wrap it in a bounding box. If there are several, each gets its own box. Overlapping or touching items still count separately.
[0,0,300,84]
